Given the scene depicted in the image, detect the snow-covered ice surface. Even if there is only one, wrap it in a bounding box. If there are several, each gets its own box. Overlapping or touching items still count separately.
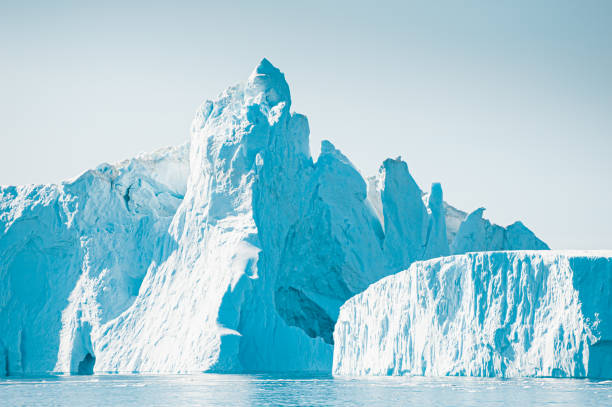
[333,251,612,378]
[1,59,549,376]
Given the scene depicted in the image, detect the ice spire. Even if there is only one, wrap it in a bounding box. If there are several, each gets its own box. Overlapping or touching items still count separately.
[245,58,291,110]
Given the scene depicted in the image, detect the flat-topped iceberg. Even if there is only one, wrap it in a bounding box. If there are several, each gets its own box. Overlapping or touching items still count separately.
[333,251,612,378]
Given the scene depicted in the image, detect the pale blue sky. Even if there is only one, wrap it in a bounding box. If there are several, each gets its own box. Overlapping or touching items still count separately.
[1,1,610,249]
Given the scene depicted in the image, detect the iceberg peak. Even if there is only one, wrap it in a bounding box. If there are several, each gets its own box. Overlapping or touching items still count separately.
[246,58,291,109]
[252,57,277,76]
[320,139,336,155]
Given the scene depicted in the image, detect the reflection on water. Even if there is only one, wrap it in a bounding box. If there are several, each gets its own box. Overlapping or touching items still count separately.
[1,373,611,406]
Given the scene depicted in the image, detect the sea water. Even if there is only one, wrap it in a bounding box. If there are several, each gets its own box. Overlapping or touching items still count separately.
[1,374,611,406]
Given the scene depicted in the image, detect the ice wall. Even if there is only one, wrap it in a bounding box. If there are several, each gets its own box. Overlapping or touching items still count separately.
[333,251,612,378]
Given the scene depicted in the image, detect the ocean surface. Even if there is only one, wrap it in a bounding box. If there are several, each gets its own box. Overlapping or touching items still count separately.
[1,374,611,406]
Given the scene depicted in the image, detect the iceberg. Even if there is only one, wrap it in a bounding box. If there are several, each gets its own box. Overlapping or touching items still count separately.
[0,59,549,376]
[333,251,612,378]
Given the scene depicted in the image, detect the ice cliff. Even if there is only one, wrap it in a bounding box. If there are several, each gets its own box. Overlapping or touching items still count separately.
[333,251,612,378]
[1,59,548,376]
[0,146,188,375]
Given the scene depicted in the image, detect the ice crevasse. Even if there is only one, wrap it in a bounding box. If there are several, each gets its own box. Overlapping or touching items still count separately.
[333,251,612,378]
[1,59,548,375]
